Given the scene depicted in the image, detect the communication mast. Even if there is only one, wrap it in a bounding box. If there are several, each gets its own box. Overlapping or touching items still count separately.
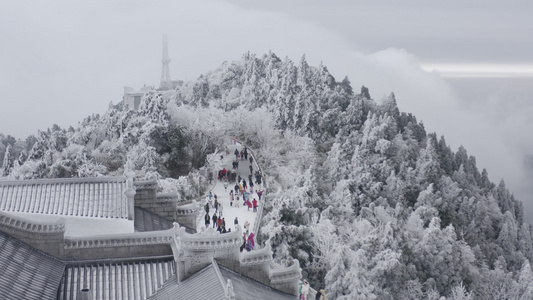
[160,35,172,90]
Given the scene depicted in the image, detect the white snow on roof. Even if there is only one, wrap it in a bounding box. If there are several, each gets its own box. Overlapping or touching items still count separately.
[0,177,129,219]
[3,211,134,238]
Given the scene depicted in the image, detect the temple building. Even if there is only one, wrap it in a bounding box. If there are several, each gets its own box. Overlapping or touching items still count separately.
[0,161,301,299]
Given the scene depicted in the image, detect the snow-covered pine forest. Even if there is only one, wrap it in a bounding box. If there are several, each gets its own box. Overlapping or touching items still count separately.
[1,52,532,299]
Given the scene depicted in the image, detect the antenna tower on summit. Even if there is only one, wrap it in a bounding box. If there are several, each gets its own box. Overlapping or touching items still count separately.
[160,35,172,90]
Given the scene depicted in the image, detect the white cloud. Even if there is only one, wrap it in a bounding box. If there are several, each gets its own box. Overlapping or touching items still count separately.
[421,63,533,78]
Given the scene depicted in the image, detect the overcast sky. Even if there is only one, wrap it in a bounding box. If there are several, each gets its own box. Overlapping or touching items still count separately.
[1,0,532,217]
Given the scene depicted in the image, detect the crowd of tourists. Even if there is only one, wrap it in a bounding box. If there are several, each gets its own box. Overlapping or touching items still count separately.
[203,139,327,300]
[203,142,265,253]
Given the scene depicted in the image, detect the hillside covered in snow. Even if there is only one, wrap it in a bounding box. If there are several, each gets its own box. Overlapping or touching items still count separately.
[1,52,532,299]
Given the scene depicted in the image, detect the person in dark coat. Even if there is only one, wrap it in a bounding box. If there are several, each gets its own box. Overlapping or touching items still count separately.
[212,213,218,228]
[234,149,239,159]
[205,213,210,228]
[240,233,247,252]
[234,217,238,225]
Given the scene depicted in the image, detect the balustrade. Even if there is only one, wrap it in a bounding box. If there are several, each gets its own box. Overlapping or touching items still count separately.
[0,212,65,233]
[64,224,179,250]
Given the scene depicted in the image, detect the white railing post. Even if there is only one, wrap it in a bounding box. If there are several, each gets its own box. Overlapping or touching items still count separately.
[124,156,137,221]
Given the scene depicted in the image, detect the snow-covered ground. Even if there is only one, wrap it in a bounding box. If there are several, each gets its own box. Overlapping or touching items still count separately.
[197,140,264,242]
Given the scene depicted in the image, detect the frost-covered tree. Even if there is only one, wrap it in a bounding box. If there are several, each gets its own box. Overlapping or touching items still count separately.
[1,144,13,176]
[5,51,532,299]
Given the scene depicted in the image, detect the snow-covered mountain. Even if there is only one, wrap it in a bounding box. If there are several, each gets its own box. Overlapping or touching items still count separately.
[2,52,532,299]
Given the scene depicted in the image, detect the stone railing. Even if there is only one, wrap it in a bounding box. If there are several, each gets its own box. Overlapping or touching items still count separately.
[178,225,242,250]
[0,176,129,219]
[0,211,65,233]
[64,223,179,250]
[269,259,301,284]
[175,200,200,215]
[0,211,66,257]
[134,178,158,190]
[156,192,179,203]
[240,240,273,266]
[244,144,267,237]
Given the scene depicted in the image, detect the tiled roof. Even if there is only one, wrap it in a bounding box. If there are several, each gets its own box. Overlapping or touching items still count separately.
[57,256,175,300]
[134,207,174,232]
[0,231,65,300]
[0,177,129,219]
[219,266,296,300]
[148,263,227,300]
[148,260,296,300]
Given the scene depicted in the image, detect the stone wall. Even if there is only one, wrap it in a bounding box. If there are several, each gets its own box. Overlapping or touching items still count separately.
[218,241,301,296]
[0,212,177,261]
[174,226,243,282]
[63,243,173,261]
[175,201,199,230]
[269,259,302,295]
[0,213,65,257]
[134,180,179,221]
[233,242,273,286]
[63,225,177,261]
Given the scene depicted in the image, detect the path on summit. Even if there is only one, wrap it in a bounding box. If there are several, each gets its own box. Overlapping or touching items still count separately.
[197,139,264,246]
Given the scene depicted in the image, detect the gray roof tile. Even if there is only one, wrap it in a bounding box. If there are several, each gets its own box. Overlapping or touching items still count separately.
[0,177,128,219]
[148,264,227,300]
[134,207,174,232]
[0,231,65,300]
[149,260,297,300]
[57,257,175,300]
[219,266,296,300]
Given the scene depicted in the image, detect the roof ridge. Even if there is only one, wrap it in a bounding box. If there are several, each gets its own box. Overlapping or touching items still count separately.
[63,254,175,265]
[212,258,229,297]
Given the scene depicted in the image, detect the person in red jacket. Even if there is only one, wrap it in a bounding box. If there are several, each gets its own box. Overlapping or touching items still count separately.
[252,198,258,212]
